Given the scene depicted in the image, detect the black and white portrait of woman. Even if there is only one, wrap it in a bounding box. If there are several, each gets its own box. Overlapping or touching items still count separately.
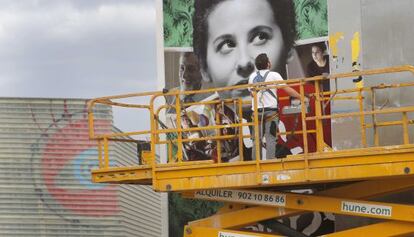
[192,0,296,99]
[164,0,333,235]
[187,0,300,162]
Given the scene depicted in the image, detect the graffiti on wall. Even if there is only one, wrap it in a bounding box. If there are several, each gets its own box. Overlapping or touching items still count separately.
[29,100,118,224]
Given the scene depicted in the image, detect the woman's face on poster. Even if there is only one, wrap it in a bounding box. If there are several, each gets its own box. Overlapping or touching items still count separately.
[311,45,324,63]
[205,0,285,98]
[179,53,202,91]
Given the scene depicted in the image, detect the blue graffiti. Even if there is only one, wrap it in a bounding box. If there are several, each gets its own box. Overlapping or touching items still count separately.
[72,148,113,189]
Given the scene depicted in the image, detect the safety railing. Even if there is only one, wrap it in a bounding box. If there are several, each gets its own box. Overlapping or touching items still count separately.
[88,91,162,169]
[88,65,414,180]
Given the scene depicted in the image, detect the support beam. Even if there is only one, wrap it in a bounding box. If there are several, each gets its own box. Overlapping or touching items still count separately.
[324,221,414,237]
[193,189,414,222]
[189,206,288,229]
[183,226,282,237]
[187,177,414,229]
[154,147,414,191]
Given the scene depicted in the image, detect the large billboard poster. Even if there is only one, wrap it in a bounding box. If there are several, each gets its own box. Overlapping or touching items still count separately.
[163,0,328,48]
[161,0,330,163]
[158,0,332,236]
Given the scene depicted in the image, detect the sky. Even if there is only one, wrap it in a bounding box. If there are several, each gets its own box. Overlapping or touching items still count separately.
[0,0,158,133]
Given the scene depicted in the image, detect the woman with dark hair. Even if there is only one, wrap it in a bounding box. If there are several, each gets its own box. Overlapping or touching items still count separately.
[193,0,297,99]
[190,0,298,161]
[307,42,329,77]
[307,42,330,91]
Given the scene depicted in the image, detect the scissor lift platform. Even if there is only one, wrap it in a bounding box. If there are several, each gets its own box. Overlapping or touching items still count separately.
[92,145,414,192]
[89,66,414,236]
[92,165,152,184]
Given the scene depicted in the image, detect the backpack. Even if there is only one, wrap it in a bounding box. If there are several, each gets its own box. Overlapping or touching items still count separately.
[253,71,277,100]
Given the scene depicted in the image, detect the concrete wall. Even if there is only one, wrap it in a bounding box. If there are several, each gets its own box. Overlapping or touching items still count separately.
[328,0,414,231]
[328,0,363,150]
[361,0,414,146]
[328,0,414,149]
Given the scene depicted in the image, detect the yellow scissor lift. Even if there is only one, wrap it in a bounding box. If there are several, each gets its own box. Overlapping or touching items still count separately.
[88,66,414,236]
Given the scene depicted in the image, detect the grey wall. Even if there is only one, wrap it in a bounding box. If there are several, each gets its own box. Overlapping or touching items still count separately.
[361,0,414,68]
[361,0,414,146]
[328,0,414,232]
[328,0,362,76]
[328,0,364,150]
[328,0,414,149]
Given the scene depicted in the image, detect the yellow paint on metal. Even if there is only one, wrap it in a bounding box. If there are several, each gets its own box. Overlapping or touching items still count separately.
[184,177,414,229]
[87,111,95,139]
[139,146,414,190]
[299,82,309,154]
[324,221,414,237]
[97,140,102,168]
[188,206,284,229]
[252,90,261,184]
[175,94,184,162]
[183,226,281,237]
[86,65,414,236]
[103,137,109,168]
[141,151,152,165]
[192,189,414,222]
[237,99,244,161]
[357,90,367,147]
[402,112,410,144]
[91,166,152,184]
[314,78,325,152]
[371,87,380,146]
[215,103,222,164]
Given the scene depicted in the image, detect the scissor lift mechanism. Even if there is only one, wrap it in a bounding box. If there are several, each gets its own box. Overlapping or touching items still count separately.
[88,66,414,236]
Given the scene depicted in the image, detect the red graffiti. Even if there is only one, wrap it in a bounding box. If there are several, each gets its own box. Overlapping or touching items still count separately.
[42,119,119,217]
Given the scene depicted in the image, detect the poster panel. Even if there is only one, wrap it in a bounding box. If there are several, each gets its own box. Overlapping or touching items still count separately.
[162,0,330,162]
[163,0,328,48]
[160,0,332,236]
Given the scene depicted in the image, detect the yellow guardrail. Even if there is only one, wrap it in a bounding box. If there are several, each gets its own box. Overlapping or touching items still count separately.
[88,65,414,176]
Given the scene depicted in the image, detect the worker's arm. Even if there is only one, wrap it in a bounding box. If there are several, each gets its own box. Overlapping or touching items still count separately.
[282,87,300,99]
[282,87,309,104]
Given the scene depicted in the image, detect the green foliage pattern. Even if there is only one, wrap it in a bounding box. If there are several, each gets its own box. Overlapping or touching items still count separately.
[163,0,194,47]
[169,193,223,237]
[163,0,328,47]
[294,0,328,40]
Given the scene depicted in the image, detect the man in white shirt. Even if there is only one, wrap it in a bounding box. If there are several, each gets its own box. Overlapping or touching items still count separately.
[248,53,303,160]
